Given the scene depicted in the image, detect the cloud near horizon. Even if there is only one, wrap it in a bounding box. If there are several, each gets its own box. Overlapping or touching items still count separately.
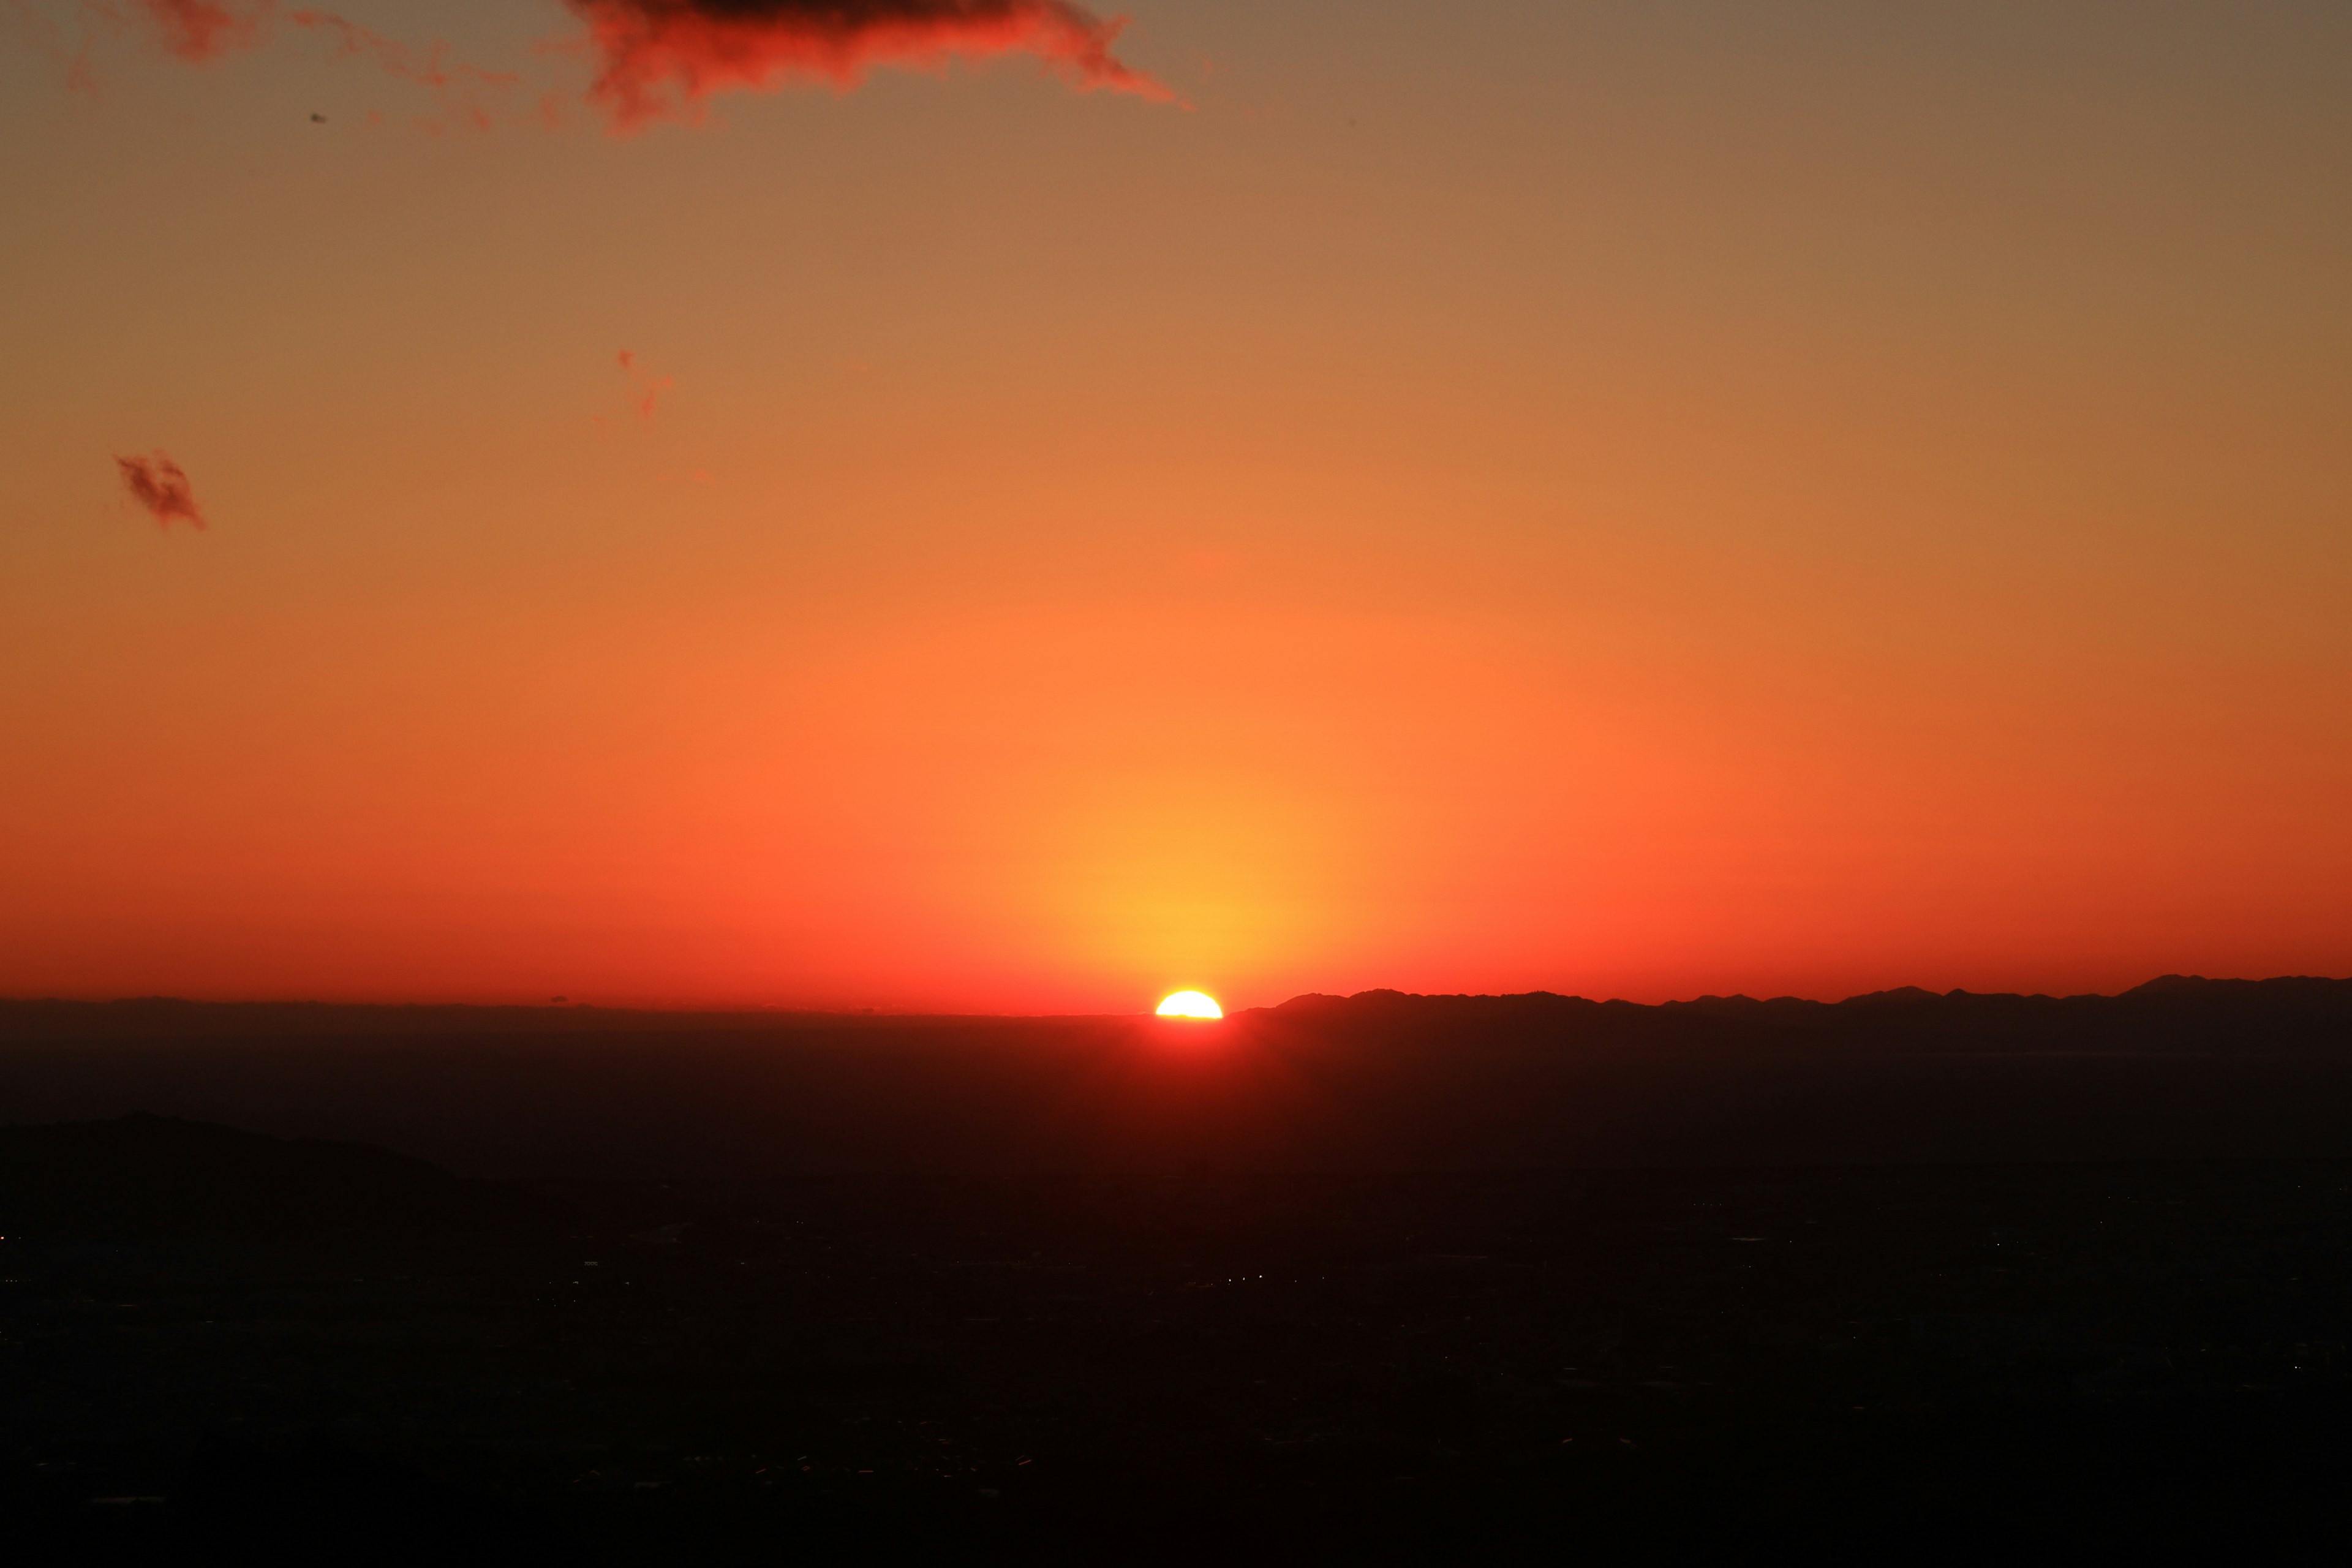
[117,451,206,529]
[564,0,1176,129]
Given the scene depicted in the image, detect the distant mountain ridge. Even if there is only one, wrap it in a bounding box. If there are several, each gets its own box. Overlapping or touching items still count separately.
[1248,974,2352,1054]
[1268,974,2343,1010]
[2,974,2346,1042]
[0,978,2350,1176]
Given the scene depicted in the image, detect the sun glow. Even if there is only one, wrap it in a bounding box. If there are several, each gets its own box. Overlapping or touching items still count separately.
[1156,990,1223,1019]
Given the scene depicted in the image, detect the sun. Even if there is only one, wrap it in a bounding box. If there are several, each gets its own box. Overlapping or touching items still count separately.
[1155,990,1223,1019]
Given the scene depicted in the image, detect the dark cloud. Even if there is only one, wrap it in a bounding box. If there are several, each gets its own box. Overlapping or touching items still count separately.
[50,0,1173,127]
[563,0,1176,129]
[117,451,206,529]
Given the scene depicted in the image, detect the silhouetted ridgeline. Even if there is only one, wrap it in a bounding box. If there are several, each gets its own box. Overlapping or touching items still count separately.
[6,974,2348,1050]
[6,974,2348,1049]
[1,977,2348,1177]
[1256,974,2352,1054]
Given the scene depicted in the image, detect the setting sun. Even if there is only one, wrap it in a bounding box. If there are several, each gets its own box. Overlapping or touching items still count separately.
[1155,990,1223,1020]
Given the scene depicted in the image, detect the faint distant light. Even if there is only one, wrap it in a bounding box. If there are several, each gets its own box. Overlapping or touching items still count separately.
[1156,990,1223,1019]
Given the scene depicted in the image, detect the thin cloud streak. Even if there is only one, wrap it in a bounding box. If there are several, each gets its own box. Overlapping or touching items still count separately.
[616,349,674,421]
[50,0,519,128]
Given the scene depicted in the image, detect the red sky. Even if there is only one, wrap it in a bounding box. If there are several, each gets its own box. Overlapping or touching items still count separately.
[1,1,2348,1010]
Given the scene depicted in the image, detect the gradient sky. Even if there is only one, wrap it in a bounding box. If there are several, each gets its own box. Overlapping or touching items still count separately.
[2,0,2348,1011]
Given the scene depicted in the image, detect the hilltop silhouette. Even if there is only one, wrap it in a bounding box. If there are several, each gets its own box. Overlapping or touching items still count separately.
[1251,973,2352,1052]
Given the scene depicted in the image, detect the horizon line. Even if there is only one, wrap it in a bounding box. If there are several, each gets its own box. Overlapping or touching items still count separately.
[3,973,2345,1020]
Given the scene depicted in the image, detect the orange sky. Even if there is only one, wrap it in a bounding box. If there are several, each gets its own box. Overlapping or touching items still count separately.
[2,1,2348,1010]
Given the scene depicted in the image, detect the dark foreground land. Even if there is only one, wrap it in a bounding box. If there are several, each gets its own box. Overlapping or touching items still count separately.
[6,979,2352,1561]
[9,1124,2352,1562]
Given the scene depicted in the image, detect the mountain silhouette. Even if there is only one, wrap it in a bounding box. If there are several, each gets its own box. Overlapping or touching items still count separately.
[2,978,2348,1177]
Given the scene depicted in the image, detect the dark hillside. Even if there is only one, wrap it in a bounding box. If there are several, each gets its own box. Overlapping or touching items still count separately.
[0,1114,526,1240]
[6,1117,2351,1561]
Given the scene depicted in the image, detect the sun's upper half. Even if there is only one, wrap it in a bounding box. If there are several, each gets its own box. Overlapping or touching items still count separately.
[1156,990,1222,1019]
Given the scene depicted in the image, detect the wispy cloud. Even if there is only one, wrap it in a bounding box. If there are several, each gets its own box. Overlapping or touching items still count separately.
[117,450,206,529]
[139,0,257,61]
[616,349,675,422]
[35,0,519,129]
